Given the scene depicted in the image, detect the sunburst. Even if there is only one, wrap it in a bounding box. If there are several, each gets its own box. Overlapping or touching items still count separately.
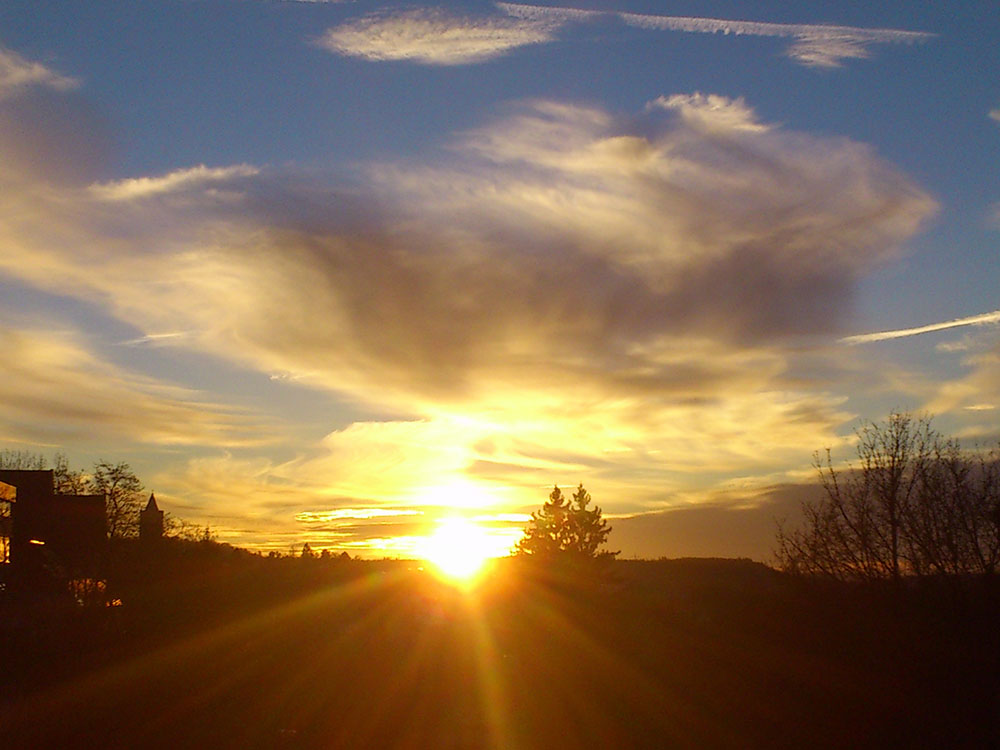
[420,518,497,584]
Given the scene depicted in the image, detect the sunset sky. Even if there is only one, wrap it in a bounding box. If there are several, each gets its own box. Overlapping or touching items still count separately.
[1,1,997,559]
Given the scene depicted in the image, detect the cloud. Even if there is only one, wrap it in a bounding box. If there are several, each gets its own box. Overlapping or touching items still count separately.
[0,46,78,100]
[317,3,930,68]
[647,93,770,133]
[0,91,937,545]
[150,446,515,554]
[841,309,1000,344]
[990,107,1000,123]
[295,508,422,522]
[498,2,933,68]
[0,92,935,406]
[317,7,560,64]
[118,332,193,347]
[923,332,1000,424]
[0,325,266,447]
[611,482,819,560]
[367,96,934,351]
[90,165,260,202]
[0,82,110,186]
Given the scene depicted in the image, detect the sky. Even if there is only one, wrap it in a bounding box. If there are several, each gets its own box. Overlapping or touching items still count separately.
[0,0,997,559]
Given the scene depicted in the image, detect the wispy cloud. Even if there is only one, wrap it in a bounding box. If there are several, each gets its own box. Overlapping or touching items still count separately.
[296,508,422,522]
[0,326,265,446]
[317,3,930,68]
[647,93,770,132]
[924,333,1000,421]
[841,309,1000,344]
[498,2,933,67]
[317,7,560,64]
[0,46,78,100]
[90,165,259,201]
[119,332,192,347]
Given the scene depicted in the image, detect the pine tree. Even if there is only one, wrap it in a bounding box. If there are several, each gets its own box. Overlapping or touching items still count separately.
[515,484,617,563]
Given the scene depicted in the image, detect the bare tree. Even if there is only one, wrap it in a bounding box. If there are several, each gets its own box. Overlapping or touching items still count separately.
[778,413,1000,582]
[90,461,144,539]
[1,451,88,493]
[906,440,1000,577]
[0,450,47,470]
[53,452,89,494]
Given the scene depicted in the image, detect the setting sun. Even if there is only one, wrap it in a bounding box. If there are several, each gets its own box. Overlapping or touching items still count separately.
[420,519,504,583]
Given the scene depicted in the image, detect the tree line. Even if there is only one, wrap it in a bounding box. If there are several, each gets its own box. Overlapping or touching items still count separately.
[0,450,211,541]
[776,413,1000,582]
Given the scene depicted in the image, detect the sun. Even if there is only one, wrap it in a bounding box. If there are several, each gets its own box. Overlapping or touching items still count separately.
[420,518,495,584]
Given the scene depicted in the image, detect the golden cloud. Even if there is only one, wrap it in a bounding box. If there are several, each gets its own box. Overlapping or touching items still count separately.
[0,326,266,446]
[317,8,559,65]
[0,92,941,548]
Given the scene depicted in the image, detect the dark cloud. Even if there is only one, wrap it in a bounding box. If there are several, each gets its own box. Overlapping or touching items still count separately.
[0,89,113,185]
[0,94,936,409]
[178,95,934,404]
[611,483,823,561]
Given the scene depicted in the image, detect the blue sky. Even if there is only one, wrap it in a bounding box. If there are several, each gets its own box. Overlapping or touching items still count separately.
[0,0,997,558]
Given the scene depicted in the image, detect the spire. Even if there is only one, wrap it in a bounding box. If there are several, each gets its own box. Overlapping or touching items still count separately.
[140,492,164,543]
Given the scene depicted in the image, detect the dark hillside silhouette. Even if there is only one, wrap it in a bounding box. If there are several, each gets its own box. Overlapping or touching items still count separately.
[2,446,999,748]
[2,552,998,749]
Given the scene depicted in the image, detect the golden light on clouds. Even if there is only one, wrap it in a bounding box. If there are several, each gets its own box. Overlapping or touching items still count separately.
[413,478,502,509]
[0,69,969,558]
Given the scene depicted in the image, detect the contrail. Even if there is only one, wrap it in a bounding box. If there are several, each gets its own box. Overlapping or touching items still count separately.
[497,3,934,67]
[497,3,933,44]
[119,332,191,347]
[841,310,1000,345]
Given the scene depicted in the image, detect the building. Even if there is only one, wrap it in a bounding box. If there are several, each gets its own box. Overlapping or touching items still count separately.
[0,477,13,566]
[0,470,107,589]
[140,492,164,542]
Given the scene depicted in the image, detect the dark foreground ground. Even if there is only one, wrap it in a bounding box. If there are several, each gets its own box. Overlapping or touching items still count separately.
[2,552,999,749]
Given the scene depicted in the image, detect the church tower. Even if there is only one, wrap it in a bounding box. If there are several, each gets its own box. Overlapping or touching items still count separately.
[139,492,164,542]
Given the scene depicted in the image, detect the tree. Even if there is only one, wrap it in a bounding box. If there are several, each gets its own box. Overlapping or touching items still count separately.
[0,450,47,470]
[90,461,144,539]
[1,451,97,495]
[53,452,88,494]
[905,439,1000,577]
[776,412,1000,582]
[515,484,618,563]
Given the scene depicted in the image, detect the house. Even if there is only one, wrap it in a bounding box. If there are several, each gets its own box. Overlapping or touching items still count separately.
[0,470,107,589]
